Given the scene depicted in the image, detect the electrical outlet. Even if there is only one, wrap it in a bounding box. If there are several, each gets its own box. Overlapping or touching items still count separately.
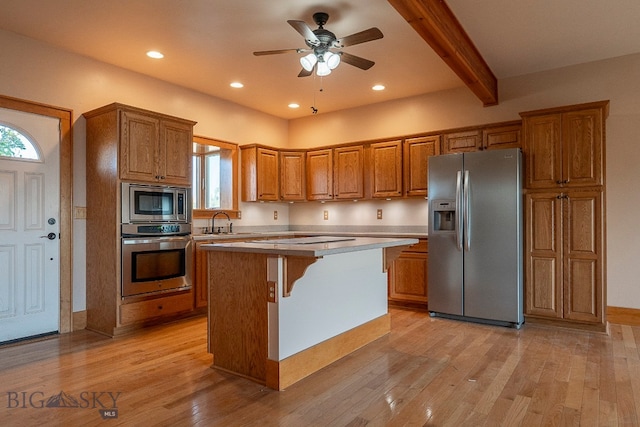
[377,209,383,220]
[273,210,278,220]
[323,210,329,220]
[267,281,277,303]
[237,211,242,219]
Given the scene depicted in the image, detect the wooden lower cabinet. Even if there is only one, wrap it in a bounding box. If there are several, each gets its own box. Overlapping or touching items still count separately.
[388,239,428,307]
[525,190,604,329]
[120,292,194,326]
[194,240,212,308]
[194,236,282,308]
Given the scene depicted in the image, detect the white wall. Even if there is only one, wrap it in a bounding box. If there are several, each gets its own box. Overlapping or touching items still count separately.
[2,28,639,311]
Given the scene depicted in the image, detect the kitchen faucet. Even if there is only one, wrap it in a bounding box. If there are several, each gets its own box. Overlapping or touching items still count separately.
[211,211,232,234]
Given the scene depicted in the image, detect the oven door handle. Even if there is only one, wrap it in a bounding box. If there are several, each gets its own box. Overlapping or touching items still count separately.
[122,236,191,245]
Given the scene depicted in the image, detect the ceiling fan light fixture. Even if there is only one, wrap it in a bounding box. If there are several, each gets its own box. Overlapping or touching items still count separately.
[300,53,317,72]
[324,51,340,70]
[317,61,331,76]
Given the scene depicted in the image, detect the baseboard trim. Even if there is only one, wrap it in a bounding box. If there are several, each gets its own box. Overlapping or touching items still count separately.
[266,313,391,391]
[72,310,87,331]
[607,306,640,326]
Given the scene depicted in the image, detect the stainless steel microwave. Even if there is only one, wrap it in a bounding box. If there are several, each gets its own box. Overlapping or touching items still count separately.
[122,183,190,223]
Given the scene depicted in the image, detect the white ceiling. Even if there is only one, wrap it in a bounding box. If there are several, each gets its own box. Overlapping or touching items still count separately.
[2,0,640,119]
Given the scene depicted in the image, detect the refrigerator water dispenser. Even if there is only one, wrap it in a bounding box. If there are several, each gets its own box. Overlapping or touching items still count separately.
[432,200,456,231]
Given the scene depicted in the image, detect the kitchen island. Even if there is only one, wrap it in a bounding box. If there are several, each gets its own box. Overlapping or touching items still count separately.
[202,236,418,390]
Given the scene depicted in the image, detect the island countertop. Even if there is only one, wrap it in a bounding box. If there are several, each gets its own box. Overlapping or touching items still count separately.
[200,235,419,257]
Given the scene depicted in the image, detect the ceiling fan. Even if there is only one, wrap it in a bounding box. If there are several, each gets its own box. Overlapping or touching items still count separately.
[253,12,383,77]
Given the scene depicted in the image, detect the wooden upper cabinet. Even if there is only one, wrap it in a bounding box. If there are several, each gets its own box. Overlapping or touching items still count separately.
[404,135,440,197]
[280,151,306,201]
[120,111,159,183]
[522,102,607,189]
[160,120,193,186]
[370,140,403,198]
[482,123,522,150]
[563,109,603,187]
[241,145,279,201]
[119,109,193,186]
[306,148,333,200]
[444,122,522,154]
[522,114,562,189]
[334,145,364,199]
[443,129,481,153]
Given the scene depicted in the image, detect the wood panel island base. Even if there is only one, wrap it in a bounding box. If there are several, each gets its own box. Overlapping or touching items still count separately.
[203,236,418,390]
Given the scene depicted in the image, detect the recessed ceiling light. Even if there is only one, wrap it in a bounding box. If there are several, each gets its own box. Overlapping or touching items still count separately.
[288,103,300,109]
[146,50,164,59]
[230,82,244,88]
[372,84,385,91]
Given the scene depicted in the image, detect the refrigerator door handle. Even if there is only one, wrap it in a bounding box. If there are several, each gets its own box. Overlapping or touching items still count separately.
[464,170,471,251]
[456,170,463,250]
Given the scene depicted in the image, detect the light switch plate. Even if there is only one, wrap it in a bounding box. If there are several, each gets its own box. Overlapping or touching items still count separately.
[74,206,87,219]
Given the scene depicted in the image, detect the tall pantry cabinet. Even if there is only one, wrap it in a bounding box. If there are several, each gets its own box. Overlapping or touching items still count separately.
[521,100,609,331]
[83,103,196,336]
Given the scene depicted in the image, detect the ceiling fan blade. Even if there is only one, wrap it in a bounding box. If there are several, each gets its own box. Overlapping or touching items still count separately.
[339,52,375,70]
[253,48,304,56]
[298,67,313,78]
[335,27,383,48]
[288,20,321,45]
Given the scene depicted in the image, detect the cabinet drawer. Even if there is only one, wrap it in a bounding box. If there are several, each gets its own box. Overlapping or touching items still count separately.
[406,239,428,253]
[120,292,194,325]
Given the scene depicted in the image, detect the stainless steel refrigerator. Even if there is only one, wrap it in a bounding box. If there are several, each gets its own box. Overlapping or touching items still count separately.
[428,148,523,328]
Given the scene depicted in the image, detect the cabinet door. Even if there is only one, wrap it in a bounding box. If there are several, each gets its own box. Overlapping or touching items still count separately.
[257,148,279,201]
[482,124,521,150]
[120,110,160,182]
[334,145,364,199]
[525,192,563,318]
[160,119,192,186]
[280,151,306,201]
[523,114,562,189]
[194,241,211,308]
[563,191,603,323]
[388,240,428,305]
[370,140,402,198]
[306,149,333,200]
[389,252,428,304]
[562,109,603,187]
[443,130,481,153]
[403,135,440,197]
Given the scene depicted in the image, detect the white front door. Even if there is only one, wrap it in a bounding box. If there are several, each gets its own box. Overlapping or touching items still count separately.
[0,108,60,342]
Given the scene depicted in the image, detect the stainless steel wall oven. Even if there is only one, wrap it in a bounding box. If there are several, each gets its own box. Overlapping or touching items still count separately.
[121,183,192,298]
[121,235,192,297]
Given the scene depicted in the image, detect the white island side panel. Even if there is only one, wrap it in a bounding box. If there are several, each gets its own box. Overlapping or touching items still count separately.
[269,248,388,361]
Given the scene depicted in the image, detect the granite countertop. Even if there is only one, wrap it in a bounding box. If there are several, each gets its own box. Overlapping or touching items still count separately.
[200,236,419,257]
[192,230,427,241]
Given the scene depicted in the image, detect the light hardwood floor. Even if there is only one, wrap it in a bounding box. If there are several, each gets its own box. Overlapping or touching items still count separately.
[0,308,637,426]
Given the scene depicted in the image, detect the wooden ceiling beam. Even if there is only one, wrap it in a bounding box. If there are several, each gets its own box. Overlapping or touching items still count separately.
[387,0,498,106]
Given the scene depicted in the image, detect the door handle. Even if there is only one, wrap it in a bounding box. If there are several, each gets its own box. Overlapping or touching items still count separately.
[40,232,57,240]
